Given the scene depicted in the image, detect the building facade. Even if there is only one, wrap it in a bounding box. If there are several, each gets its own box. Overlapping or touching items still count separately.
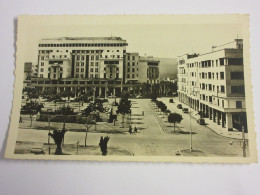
[177,39,247,132]
[29,37,160,97]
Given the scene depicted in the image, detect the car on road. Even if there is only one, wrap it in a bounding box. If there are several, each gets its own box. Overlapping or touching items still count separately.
[136,95,142,99]
[177,104,182,109]
[197,118,206,125]
[169,99,174,103]
[182,108,189,113]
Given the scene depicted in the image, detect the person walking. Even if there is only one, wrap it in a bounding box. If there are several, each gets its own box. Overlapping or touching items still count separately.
[142,111,144,116]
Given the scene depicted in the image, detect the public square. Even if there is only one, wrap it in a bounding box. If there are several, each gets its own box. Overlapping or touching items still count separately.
[15,97,248,157]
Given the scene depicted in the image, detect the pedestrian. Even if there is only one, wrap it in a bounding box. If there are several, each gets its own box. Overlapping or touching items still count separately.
[142,111,144,116]
[134,126,137,133]
[99,136,104,149]
[19,116,22,123]
[129,126,132,134]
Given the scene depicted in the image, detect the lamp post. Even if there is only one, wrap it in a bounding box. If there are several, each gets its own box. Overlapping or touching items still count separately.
[189,86,199,151]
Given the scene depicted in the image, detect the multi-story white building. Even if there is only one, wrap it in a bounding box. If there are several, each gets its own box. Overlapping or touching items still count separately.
[30,37,160,97]
[177,39,247,132]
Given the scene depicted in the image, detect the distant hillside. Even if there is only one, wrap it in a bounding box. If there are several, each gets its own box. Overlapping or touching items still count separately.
[159,58,177,79]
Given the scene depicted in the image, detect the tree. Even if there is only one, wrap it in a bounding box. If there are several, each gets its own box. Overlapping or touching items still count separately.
[80,117,93,147]
[116,91,131,127]
[48,129,67,155]
[57,105,74,130]
[21,100,43,127]
[150,93,157,102]
[60,90,74,106]
[23,87,41,100]
[42,88,61,112]
[160,104,167,116]
[168,113,183,132]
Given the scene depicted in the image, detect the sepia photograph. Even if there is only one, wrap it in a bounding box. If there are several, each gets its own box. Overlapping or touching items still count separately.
[4,15,257,162]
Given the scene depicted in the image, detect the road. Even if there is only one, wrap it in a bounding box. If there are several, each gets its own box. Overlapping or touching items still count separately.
[16,98,247,157]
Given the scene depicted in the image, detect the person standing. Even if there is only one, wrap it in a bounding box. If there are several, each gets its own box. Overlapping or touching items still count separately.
[134,126,137,133]
[129,126,132,134]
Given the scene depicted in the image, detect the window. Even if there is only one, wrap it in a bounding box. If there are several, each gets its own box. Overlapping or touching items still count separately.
[208,72,211,79]
[220,72,224,80]
[230,72,244,80]
[77,55,80,60]
[132,62,135,66]
[220,85,225,93]
[209,84,212,91]
[222,100,225,108]
[81,56,84,60]
[81,68,84,72]
[127,74,130,78]
[60,73,62,78]
[231,86,245,94]
[95,62,98,66]
[91,55,94,60]
[104,73,106,78]
[209,96,212,103]
[227,58,243,66]
[40,74,43,78]
[41,62,44,66]
[132,56,135,60]
[219,58,224,65]
[90,68,93,72]
[76,62,79,66]
[96,55,99,60]
[76,68,79,72]
[95,74,98,78]
[128,62,130,66]
[40,68,44,72]
[117,55,120,58]
[95,68,98,72]
[91,62,94,66]
[236,101,242,108]
[132,74,135,78]
[81,62,84,66]
[48,73,50,78]
[41,56,44,60]
[132,68,135,72]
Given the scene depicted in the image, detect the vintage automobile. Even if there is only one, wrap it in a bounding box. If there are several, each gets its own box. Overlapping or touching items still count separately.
[182,108,189,113]
[197,118,206,125]
[169,98,174,103]
[177,104,182,109]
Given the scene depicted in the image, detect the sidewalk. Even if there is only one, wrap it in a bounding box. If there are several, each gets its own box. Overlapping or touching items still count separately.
[173,98,247,140]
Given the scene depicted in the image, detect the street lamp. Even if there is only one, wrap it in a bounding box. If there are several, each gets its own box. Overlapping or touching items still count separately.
[189,86,199,151]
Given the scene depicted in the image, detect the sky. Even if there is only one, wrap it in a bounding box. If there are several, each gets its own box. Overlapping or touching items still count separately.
[19,17,245,64]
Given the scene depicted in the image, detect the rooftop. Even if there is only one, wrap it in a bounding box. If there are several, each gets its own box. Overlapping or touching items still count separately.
[42,37,125,41]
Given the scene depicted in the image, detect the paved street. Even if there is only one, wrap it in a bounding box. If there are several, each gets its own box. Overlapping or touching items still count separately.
[16,98,248,157]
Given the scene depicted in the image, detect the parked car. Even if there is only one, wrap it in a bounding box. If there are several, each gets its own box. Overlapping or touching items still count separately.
[197,118,206,125]
[182,108,189,113]
[169,99,174,103]
[136,95,142,99]
[177,104,182,109]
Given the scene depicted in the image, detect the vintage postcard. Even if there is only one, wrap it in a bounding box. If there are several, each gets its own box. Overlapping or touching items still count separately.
[5,15,257,163]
